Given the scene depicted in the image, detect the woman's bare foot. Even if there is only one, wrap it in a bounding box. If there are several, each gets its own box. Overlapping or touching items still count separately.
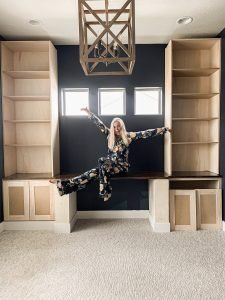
[49,179,57,184]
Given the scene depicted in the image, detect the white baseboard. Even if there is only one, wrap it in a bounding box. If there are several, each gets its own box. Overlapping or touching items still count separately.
[0,211,148,233]
[148,213,154,229]
[76,210,149,219]
[1,216,78,234]
[222,221,225,231]
[54,222,71,233]
[149,214,170,233]
[2,221,55,231]
[0,222,4,233]
[70,212,78,231]
[54,213,78,233]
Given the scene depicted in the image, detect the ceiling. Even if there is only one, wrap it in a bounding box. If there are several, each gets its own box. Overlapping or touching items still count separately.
[0,0,224,45]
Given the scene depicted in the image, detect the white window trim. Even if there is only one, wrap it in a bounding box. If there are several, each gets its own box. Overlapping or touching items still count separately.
[98,88,126,116]
[134,87,162,115]
[61,88,89,116]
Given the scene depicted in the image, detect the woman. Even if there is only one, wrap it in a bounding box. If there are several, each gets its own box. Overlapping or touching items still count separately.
[50,107,171,201]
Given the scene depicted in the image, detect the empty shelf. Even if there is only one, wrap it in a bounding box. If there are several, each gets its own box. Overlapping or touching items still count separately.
[3,70,49,79]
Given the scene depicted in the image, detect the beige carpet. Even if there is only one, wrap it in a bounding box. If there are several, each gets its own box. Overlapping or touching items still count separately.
[1,219,225,300]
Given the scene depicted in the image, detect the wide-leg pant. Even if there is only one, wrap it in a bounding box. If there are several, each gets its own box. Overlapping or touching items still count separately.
[56,157,128,201]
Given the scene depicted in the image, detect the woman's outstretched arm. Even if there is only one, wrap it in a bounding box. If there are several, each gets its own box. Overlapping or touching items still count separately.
[128,127,171,141]
[81,107,110,135]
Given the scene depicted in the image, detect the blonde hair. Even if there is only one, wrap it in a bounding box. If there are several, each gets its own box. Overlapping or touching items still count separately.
[108,118,130,150]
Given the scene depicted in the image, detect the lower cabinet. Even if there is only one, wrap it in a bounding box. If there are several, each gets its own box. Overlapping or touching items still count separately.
[170,189,196,231]
[196,189,222,230]
[3,181,30,221]
[3,180,54,221]
[170,188,222,231]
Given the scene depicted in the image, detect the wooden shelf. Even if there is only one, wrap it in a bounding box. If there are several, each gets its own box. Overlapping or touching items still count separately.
[170,171,220,178]
[4,144,51,147]
[3,173,53,180]
[172,93,219,99]
[172,118,219,121]
[172,142,218,145]
[4,120,51,123]
[172,38,220,50]
[173,68,219,77]
[3,70,49,79]
[4,96,50,101]
[2,41,50,52]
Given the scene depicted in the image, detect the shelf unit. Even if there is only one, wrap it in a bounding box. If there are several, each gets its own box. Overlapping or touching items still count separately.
[165,38,221,175]
[164,38,222,232]
[1,41,59,177]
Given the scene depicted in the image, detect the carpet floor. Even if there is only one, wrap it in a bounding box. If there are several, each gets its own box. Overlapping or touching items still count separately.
[1,219,225,300]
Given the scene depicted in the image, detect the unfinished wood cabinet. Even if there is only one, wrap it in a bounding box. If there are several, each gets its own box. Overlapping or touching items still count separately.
[3,180,54,221]
[1,41,59,177]
[170,189,196,231]
[165,38,221,175]
[169,178,222,231]
[196,189,222,230]
[3,180,30,220]
[30,180,54,220]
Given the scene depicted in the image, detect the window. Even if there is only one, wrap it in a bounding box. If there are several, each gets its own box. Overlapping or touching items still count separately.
[62,88,89,116]
[98,88,126,115]
[134,87,162,115]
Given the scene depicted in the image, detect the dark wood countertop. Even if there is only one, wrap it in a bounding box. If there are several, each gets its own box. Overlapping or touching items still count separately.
[3,171,221,180]
[169,171,221,178]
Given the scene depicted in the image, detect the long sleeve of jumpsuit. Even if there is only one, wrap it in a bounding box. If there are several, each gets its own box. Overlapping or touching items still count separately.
[128,127,169,141]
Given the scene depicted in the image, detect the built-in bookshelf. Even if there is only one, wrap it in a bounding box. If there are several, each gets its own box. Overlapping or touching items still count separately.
[1,41,60,177]
[165,38,221,175]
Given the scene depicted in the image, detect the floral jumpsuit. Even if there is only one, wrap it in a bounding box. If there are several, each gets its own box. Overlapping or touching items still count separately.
[56,112,169,201]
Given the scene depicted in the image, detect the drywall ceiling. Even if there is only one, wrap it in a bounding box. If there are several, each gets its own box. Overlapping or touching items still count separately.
[0,0,224,44]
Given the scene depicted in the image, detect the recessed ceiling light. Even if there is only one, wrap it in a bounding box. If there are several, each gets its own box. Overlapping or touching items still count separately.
[29,19,41,26]
[177,16,193,25]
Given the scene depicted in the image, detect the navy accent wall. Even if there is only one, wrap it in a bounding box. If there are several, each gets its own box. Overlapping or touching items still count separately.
[57,45,166,211]
[0,35,5,222]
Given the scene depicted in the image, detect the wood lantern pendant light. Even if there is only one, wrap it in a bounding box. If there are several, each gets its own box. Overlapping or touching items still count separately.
[78,0,135,75]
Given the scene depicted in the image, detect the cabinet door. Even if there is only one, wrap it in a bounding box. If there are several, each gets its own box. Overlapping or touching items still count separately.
[170,189,196,231]
[3,180,29,220]
[29,180,54,220]
[196,189,222,230]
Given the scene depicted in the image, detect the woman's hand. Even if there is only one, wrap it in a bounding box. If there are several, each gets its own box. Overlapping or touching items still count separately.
[162,127,172,133]
[81,107,91,115]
